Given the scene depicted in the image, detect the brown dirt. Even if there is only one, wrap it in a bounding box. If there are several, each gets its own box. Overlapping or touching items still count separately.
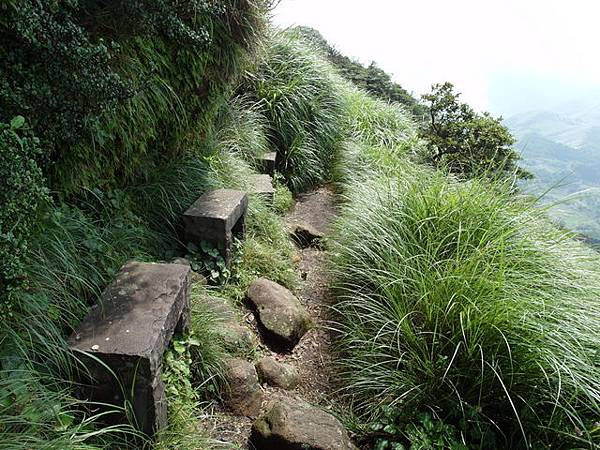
[203,186,341,449]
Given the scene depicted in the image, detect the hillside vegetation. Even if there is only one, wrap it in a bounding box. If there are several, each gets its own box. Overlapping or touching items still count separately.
[1,3,599,449]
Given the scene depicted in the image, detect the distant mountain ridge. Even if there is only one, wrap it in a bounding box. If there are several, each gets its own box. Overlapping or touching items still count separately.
[506,93,600,240]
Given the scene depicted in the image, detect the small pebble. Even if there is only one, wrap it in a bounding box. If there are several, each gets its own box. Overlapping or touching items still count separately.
[91,344,99,351]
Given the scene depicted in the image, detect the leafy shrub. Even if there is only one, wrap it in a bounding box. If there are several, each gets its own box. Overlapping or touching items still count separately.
[0,117,48,317]
[420,82,531,180]
[0,0,268,195]
[0,1,130,148]
[371,409,468,450]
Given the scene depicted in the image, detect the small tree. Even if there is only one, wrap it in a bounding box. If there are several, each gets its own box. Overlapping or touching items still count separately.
[420,82,531,179]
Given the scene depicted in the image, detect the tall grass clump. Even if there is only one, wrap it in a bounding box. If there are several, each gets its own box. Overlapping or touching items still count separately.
[330,159,600,448]
[245,28,346,192]
[215,94,271,165]
[330,84,427,188]
[342,85,421,152]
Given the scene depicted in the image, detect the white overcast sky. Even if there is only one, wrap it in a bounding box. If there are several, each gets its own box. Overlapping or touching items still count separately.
[272,0,600,117]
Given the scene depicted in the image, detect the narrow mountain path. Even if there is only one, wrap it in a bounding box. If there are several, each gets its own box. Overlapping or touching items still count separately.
[283,186,338,405]
[204,186,342,449]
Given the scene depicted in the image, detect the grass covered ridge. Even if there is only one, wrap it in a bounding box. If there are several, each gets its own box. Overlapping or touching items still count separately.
[245,28,347,192]
[3,5,600,448]
[329,97,600,447]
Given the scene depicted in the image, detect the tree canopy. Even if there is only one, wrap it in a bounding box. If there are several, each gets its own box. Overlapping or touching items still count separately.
[420,82,531,180]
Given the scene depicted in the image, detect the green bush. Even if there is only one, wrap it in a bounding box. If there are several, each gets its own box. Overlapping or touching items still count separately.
[0,117,48,318]
[0,0,268,195]
[419,82,530,180]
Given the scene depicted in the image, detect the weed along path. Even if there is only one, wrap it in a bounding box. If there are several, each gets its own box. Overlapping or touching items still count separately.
[205,186,357,450]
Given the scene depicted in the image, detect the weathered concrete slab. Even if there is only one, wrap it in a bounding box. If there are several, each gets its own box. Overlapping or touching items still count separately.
[259,152,277,176]
[249,174,275,204]
[69,261,190,435]
[183,189,248,262]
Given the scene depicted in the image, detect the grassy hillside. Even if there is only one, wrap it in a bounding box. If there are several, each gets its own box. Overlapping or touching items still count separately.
[0,2,274,448]
[1,4,599,449]
[295,26,427,120]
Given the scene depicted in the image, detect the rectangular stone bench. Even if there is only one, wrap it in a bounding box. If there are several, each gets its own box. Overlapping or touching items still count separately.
[258,152,277,176]
[249,174,275,204]
[69,261,191,435]
[183,188,248,263]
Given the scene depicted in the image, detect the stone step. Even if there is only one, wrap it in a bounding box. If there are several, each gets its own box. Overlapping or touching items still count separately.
[69,261,191,435]
[249,174,275,204]
[250,397,358,450]
[183,188,248,263]
[258,152,277,176]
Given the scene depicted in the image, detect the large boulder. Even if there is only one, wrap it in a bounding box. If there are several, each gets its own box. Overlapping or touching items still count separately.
[247,278,312,350]
[223,358,263,417]
[256,356,300,390]
[250,397,357,450]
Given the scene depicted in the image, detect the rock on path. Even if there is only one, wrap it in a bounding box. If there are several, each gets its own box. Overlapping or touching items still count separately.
[223,358,263,417]
[250,397,358,450]
[256,356,300,390]
[247,278,312,351]
[200,295,256,353]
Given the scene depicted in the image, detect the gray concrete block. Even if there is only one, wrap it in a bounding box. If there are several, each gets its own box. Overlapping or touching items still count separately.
[259,152,277,176]
[69,261,190,435]
[182,189,248,262]
[249,174,275,204]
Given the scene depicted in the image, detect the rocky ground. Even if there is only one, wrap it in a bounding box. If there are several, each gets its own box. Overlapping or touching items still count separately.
[202,186,355,449]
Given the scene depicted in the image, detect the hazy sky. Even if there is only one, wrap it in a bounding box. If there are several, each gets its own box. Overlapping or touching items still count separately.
[273,0,600,117]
